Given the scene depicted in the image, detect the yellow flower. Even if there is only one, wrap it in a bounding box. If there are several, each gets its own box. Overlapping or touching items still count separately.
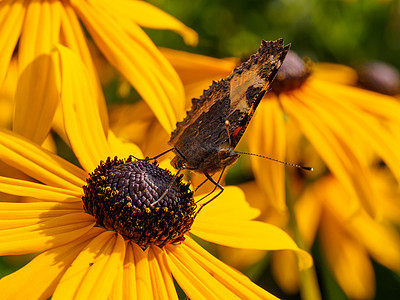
[0,46,312,299]
[1,0,197,144]
[276,171,400,299]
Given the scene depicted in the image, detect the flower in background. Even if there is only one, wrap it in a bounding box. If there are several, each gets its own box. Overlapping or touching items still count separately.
[0,46,312,299]
[0,0,198,146]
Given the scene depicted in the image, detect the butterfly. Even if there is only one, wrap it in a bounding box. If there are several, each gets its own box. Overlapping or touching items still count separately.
[145,39,290,207]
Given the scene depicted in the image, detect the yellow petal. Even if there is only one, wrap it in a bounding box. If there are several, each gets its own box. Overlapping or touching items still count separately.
[0,201,83,230]
[0,57,17,129]
[0,0,25,86]
[18,0,60,72]
[147,246,178,300]
[74,234,125,300]
[0,227,103,300]
[52,231,122,300]
[14,0,61,144]
[120,242,138,299]
[71,0,185,132]
[59,3,109,132]
[160,47,236,86]
[191,218,312,269]
[248,100,286,212]
[0,129,87,191]
[56,45,111,173]
[0,212,95,255]
[165,243,238,299]
[0,176,82,202]
[313,63,358,85]
[107,0,198,46]
[194,185,260,222]
[295,187,322,247]
[107,130,143,160]
[271,251,300,294]
[129,242,154,298]
[14,53,59,144]
[285,95,378,217]
[320,214,375,299]
[108,260,124,300]
[182,237,281,299]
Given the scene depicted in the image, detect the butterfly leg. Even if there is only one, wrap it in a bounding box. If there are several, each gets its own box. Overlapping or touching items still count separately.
[195,170,226,214]
[130,147,188,162]
[150,167,184,207]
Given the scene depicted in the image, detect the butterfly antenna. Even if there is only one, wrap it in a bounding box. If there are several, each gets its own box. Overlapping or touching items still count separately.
[235,151,313,171]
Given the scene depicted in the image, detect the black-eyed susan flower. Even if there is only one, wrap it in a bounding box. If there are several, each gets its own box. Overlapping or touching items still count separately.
[0,46,312,299]
[1,0,198,145]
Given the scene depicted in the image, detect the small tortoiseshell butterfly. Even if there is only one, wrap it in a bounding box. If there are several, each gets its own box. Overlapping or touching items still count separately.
[144,39,297,207]
[169,39,289,176]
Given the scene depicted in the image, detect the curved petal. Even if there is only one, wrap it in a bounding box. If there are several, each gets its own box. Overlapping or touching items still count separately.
[128,242,154,298]
[0,129,87,191]
[0,227,103,300]
[0,56,17,129]
[148,246,178,300]
[313,63,358,85]
[0,0,25,86]
[320,214,375,299]
[104,0,198,46]
[248,99,286,212]
[191,218,312,270]
[59,2,109,131]
[0,201,83,230]
[165,244,238,299]
[179,237,280,299]
[194,185,260,222]
[271,251,300,294]
[14,0,61,144]
[305,81,400,184]
[107,130,143,160]
[56,45,111,173]
[0,176,82,202]
[160,47,236,85]
[52,231,124,300]
[0,212,95,255]
[284,94,379,217]
[71,0,185,132]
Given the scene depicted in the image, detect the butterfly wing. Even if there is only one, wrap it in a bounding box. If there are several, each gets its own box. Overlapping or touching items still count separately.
[169,39,290,170]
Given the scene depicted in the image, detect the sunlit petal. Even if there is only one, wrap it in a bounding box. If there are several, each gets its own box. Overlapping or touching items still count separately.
[71,0,185,132]
[148,246,178,299]
[0,0,25,86]
[182,237,281,299]
[0,130,87,191]
[0,176,82,202]
[56,45,111,173]
[52,231,122,299]
[249,100,286,212]
[165,243,237,299]
[195,186,260,222]
[107,0,198,46]
[0,201,83,230]
[59,2,109,131]
[0,227,103,300]
[13,0,61,144]
[0,212,95,255]
[191,218,312,269]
